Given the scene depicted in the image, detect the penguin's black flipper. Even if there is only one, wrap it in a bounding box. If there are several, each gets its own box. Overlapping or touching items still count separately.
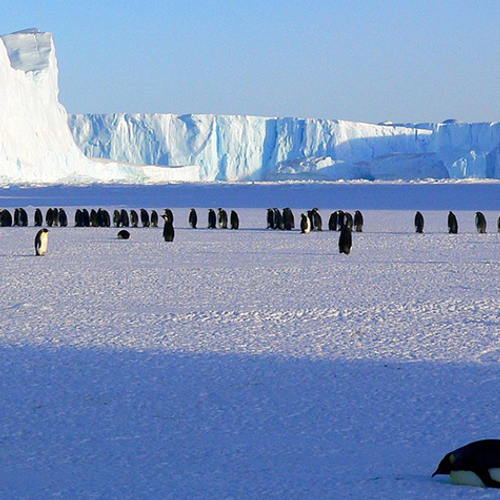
[476,469,500,489]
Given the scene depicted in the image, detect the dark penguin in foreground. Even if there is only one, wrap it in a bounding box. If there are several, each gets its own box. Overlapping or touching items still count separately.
[208,209,216,229]
[117,230,130,240]
[433,440,500,488]
[189,208,198,229]
[475,212,487,233]
[162,215,175,242]
[414,211,424,233]
[448,211,458,234]
[230,210,239,230]
[35,228,49,256]
[338,226,352,254]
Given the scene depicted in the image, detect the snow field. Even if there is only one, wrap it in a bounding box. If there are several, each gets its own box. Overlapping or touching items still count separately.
[1,206,500,498]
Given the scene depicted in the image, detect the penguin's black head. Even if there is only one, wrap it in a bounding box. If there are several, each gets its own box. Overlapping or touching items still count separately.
[432,452,454,477]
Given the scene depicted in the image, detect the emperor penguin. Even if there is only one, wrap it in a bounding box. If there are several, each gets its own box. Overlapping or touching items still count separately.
[189,208,198,229]
[230,210,239,230]
[120,209,129,227]
[311,208,322,231]
[336,210,345,230]
[162,215,175,242]
[273,208,283,230]
[344,212,353,230]
[34,208,43,227]
[448,211,458,234]
[354,210,364,232]
[150,210,159,228]
[113,209,121,227]
[163,209,174,224]
[130,210,139,228]
[267,209,275,229]
[414,211,424,233]
[300,213,311,234]
[283,207,294,230]
[140,208,150,228]
[218,208,228,229]
[339,225,352,254]
[475,212,487,233]
[117,229,130,240]
[329,212,338,231]
[58,208,68,227]
[35,229,49,256]
[208,209,216,229]
[433,440,500,488]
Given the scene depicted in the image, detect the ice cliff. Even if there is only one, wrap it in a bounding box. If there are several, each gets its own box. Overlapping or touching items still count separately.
[2,29,500,184]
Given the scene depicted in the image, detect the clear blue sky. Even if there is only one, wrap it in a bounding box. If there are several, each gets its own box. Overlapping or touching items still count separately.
[3,0,500,123]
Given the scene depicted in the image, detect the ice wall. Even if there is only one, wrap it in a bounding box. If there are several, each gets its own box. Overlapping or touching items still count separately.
[70,113,438,181]
[0,29,200,184]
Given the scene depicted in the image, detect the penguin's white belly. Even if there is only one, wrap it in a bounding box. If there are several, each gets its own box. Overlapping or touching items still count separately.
[37,234,48,255]
[450,468,500,487]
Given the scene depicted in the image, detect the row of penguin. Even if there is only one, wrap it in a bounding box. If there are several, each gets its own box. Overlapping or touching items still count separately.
[0,207,498,257]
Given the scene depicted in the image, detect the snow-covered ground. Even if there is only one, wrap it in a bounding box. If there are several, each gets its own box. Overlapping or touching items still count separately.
[1,183,500,499]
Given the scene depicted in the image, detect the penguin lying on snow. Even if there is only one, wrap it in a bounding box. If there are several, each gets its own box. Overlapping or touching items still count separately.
[433,439,500,488]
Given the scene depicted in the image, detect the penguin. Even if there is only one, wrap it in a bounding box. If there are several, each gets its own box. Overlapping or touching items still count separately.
[208,209,216,229]
[46,208,54,227]
[117,229,131,240]
[497,215,500,233]
[432,440,500,488]
[218,208,228,229]
[163,209,174,224]
[354,210,364,232]
[130,210,139,228]
[344,212,353,230]
[140,208,150,228]
[336,210,345,230]
[13,208,22,226]
[113,209,122,228]
[34,208,43,227]
[230,210,239,230]
[98,209,111,227]
[51,208,60,227]
[35,228,49,256]
[475,212,487,233]
[75,209,83,227]
[58,208,68,227]
[300,213,312,234]
[273,208,283,230]
[283,207,294,230]
[162,215,175,242]
[189,208,198,229]
[329,212,338,231]
[267,209,275,229]
[20,208,28,227]
[448,211,458,234]
[120,209,130,227]
[0,209,12,227]
[415,211,424,233]
[90,209,99,228]
[338,225,352,255]
[82,209,90,228]
[312,208,322,231]
[150,210,159,228]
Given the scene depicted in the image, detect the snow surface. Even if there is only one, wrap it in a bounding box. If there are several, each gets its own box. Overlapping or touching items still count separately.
[1,183,500,498]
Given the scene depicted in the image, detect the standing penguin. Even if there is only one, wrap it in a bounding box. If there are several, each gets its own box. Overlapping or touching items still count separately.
[120,209,130,227]
[311,208,322,231]
[354,210,364,232]
[130,210,139,228]
[344,212,353,230]
[448,211,458,234]
[35,229,49,256]
[150,210,159,228]
[497,214,500,233]
[208,209,216,229]
[283,208,294,230]
[300,213,312,234]
[162,215,175,242]
[267,209,275,229]
[475,212,487,233]
[338,226,352,255]
[34,208,43,227]
[113,209,121,228]
[218,208,228,229]
[140,209,150,228]
[273,208,283,230]
[329,212,338,231]
[432,439,500,488]
[336,210,345,230]
[414,211,424,233]
[230,210,239,230]
[189,208,198,229]
[58,209,68,227]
